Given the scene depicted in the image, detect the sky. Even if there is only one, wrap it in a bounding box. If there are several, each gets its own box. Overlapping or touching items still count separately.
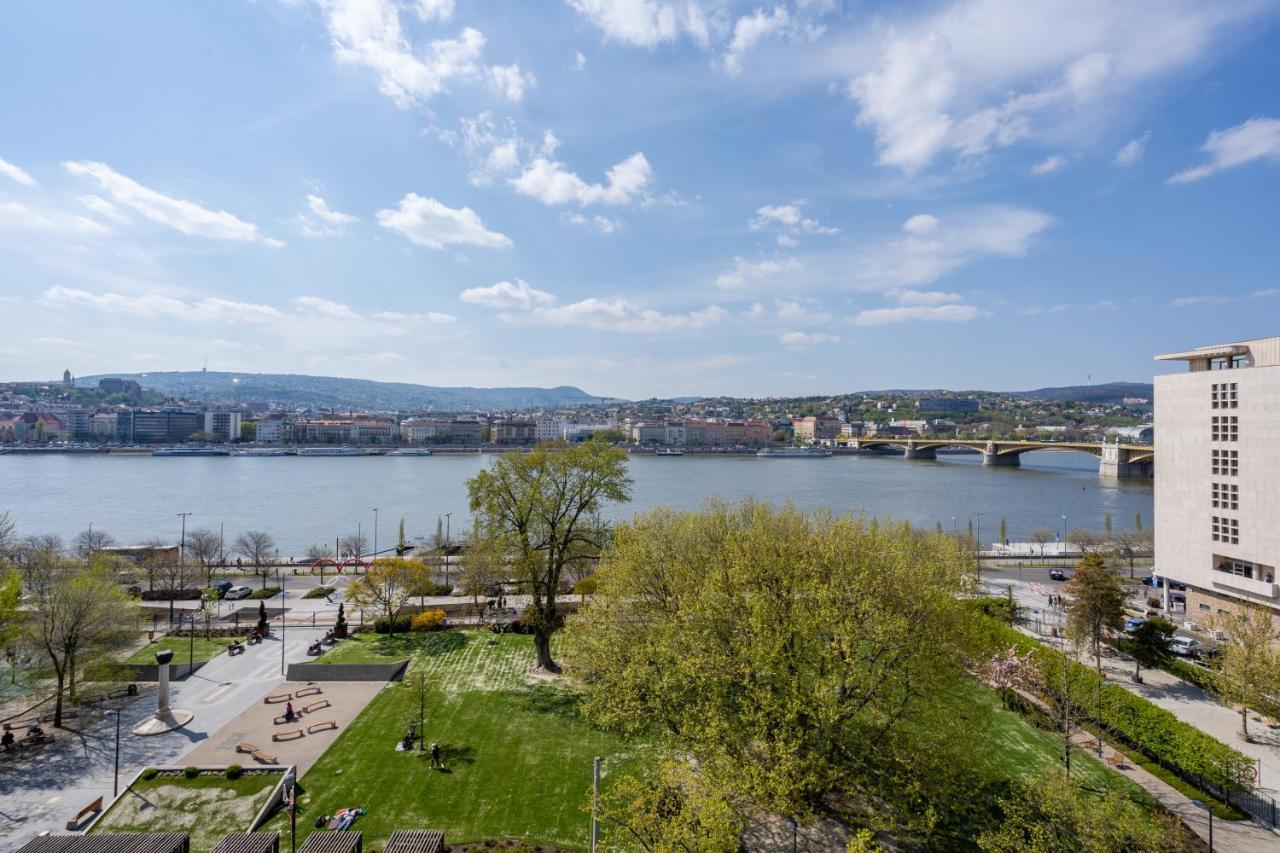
[1,0,1279,399]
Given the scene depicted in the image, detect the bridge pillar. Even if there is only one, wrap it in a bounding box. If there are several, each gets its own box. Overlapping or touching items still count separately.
[903,441,936,460]
[1099,444,1153,479]
[982,442,1020,467]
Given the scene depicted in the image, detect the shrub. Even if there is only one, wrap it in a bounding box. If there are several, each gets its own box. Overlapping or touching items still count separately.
[139,587,204,601]
[303,586,335,600]
[225,764,243,780]
[249,587,281,600]
[411,609,447,631]
[141,768,159,781]
[183,766,200,779]
[374,615,412,634]
[1147,596,1161,609]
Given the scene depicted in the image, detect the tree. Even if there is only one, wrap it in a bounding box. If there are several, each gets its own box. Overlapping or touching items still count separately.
[458,537,506,617]
[0,510,16,560]
[25,560,138,726]
[1064,553,1126,674]
[347,557,416,636]
[234,530,276,590]
[1210,602,1280,740]
[1103,513,1113,536]
[339,533,368,561]
[136,537,170,593]
[1126,617,1174,683]
[568,502,992,842]
[153,553,201,627]
[1112,529,1151,579]
[595,762,743,853]
[186,529,222,585]
[1134,511,1143,532]
[0,569,23,657]
[305,543,334,563]
[71,528,115,560]
[1028,528,1054,563]
[1066,528,1101,557]
[978,772,1180,853]
[433,517,445,549]
[998,517,1007,545]
[468,439,631,672]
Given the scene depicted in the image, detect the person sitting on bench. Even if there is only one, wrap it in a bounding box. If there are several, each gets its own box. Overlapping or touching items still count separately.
[1,730,14,751]
[284,702,296,723]
[308,641,322,655]
[26,722,44,739]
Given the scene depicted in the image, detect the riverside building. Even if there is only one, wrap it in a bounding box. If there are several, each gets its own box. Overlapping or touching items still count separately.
[1155,337,1280,624]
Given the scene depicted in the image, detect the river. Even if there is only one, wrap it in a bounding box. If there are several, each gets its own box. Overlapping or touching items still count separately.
[0,449,1152,553]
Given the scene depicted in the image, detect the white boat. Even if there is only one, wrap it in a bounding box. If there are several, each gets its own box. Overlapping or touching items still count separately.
[235,448,290,457]
[756,447,832,458]
[297,446,364,457]
[654,448,684,456]
[152,446,230,457]
[387,448,433,456]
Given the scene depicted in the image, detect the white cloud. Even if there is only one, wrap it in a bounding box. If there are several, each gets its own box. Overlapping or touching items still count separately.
[0,157,36,187]
[893,289,962,305]
[511,152,652,207]
[749,200,839,242]
[723,7,790,75]
[309,0,530,105]
[1113,131,1150,166]
[43,286,282,323]
[376,193,511,250]
[460,279,556,309]
[715,256,802,290]
[348,351,407,364]
[77,195,129,224]
[62,160,282,247]
[562,212,623,234]
[567,0,709,48]
[775,299,832,324]
[487,64,536,102]
[1030,154,1066,175]
[414,0,454,23]
[294,295,360,319]
[1171,289,1279,308]
[433,112,531,186]
[851,303,985,326]
[1169,116,1280,184]
[574,51,587,70]
[517,297,727,333]
[779,330,840,349]
[901,213,939,236]
[0,201,111,236]
[297,194,358,236]
[845,1,1264,172]
[370,309,455,324]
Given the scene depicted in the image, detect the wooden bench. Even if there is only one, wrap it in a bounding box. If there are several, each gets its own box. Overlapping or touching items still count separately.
[295,686,323,698]
[252,750,277,764]
[236,742,258,754]
[307,720,337,734]
[264,693,292,704]
[1106,752,1126,767]
[3,718,36,732]
[65,795,103,830]
[303,699,330,714]
[273,728,304,742]
[273,714,302,725]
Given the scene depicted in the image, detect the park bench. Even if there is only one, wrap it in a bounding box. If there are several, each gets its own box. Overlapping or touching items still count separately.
[4,718,36,732]
[273,728,304,742]
[65,795,103,830]
[236,742,258,754]
[307,720,337,734]
[303,699,330,713]
[273,713,303,725]
[295,686,323,698]
[1106,751,1127,767]
[252,750,277,764]
[264,692,292,704]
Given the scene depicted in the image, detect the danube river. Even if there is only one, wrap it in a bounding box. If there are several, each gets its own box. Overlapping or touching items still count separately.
[0,449,1152,553]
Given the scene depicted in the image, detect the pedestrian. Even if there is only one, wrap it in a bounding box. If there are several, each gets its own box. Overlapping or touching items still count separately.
[430,741,442,769]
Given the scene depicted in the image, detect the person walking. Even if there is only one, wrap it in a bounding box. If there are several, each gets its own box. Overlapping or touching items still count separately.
[430,741,442,769]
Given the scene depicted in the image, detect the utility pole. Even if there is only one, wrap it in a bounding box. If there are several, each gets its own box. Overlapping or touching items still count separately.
[219,521,224,567]
[373,507,379,559]
[177,512,192,565]
[444,512,452,585]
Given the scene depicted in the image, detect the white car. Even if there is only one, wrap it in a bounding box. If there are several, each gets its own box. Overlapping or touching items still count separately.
[1170,636,1201,658]
[224,585,252,601]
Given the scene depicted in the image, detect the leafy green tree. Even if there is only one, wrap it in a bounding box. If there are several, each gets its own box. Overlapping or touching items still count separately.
[347,557,416,637]
[1134,511,1143,532]
[1104,513,1113,536]
[999,517,1007,544]
[468,439,631,671]
[0,570,23,654]
[1126,617,1174,682]
[568,502,993,842]
[1065,553,1126,674]
[1210,602,1280,740]
[595,762,743,853]
[978,772,1180,853]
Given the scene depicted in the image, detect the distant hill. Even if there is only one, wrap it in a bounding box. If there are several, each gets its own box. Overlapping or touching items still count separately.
[1013,382,1153,404]
[76,371,604,411]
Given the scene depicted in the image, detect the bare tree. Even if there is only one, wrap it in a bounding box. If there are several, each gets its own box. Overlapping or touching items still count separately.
[0,511,16,560]
[459,539,506,617]
[305,543,334,563]
[71,528,115,560]
[234,530,276,590]
[186,529,222,585]
[153,556,201,627]
[137,537,170,593]
[339,533,368,561]
[1028,527,1054,564]
[1066,528,1102,557]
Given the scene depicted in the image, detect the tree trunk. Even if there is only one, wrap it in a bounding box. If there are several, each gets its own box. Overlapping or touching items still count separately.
[1242,706,1250,739]
[53,668,65,728]
[533,629,559,673]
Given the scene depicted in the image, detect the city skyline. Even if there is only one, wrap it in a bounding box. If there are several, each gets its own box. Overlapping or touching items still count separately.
[2,1,1279,398]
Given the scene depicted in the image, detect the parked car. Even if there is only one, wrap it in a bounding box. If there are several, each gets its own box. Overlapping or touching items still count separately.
[210,580,233,596]
[224,585,252,601]
[1141,576,1187,591]
[1123,616,1146,634]
[1170,636,1201,658]
[1049,569,1068,581]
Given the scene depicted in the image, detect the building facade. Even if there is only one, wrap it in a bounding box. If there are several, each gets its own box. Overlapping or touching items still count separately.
[917,397,980,413]
[792,416,843,444]
[1155,337,1280,624]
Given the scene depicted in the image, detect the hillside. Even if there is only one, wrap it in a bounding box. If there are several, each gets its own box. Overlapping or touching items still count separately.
[75,371,604,411]
[1013,382,1153,404]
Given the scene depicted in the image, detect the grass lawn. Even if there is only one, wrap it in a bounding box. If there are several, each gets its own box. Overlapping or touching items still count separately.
[269,631,654,851]
[92,771,279,853]
[315,631,441,665]
[121,636,236,666]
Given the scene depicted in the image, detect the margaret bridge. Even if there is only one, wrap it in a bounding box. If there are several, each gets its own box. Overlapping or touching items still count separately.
[834,437,1154,479]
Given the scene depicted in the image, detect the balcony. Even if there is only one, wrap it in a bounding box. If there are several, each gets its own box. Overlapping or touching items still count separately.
[1211,572,1278,599]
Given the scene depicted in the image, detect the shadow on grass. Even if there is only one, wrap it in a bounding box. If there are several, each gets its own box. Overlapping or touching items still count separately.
[363,630,470,660]
[518,684,579,719]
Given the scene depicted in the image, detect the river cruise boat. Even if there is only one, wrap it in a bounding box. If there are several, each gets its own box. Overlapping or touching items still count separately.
[297,446,364,457]
[152,446,231,457]
[756,447,833,458]
[654,448,684,456]
[235,448,290,457]
[387,448,433,456]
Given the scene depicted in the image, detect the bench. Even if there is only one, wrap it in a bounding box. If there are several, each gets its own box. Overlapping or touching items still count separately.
[303,699,330,714]
[1106,752,1126,767]
[236,742,258,754]
[252,750,277,764]
[273,714,302,725]
[264,693,292,704]
[273,728,304,742]
[307,720,337,734]
[3,718,36,732]
[65,795,103,830]
[295,686,322,698]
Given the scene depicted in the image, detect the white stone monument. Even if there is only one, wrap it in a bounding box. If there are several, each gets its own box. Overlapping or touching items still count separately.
[132,649,194,735]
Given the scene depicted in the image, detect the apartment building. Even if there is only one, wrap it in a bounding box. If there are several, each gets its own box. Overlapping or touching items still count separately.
[1155,337,1280,623]
[792,416,843,444]
[491,419,536,444]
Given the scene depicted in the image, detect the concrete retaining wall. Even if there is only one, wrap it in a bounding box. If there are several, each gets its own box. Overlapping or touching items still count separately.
[286,660,408,682]
[88,660,209,682]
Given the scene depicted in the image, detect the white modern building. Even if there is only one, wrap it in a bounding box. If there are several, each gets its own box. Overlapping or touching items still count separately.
[1155,337,1280,624]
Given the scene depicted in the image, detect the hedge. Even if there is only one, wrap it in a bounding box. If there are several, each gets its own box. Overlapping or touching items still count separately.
[976,616,1253,790]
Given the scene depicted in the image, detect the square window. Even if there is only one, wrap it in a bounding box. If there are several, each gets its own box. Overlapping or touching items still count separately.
[1199,603,1211,613]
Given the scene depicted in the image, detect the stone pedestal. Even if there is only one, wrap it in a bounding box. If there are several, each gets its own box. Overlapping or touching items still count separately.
[132,649,193,736]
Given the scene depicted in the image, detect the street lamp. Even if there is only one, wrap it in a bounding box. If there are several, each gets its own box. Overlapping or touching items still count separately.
[177,512,192,565]
[284,767,298,853]
[1192,800,1214,851]
[372,507,379,558]
[278,567,286,675]
[444,512,452,585]
[104,708,121,797]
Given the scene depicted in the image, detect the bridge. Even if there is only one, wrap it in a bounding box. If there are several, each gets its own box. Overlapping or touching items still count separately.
[836,437,1154,478]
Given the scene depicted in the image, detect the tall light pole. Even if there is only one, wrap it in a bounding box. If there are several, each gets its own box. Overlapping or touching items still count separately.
[278,567,286,675]
[177,512,192,565]
[1061,514,1068,557]
[105,708,121,797]
[591,756,601,853]
[372,507,379,559]
[219,521,224,568]
[444,512,452,585]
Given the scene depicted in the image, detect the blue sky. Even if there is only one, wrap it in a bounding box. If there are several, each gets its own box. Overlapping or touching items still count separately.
[1,0,1279,399]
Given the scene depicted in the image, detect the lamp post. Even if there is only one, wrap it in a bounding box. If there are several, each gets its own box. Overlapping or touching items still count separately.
[1192,800,1214,851]
[1061,514,1068,551]
[278,567,286,675]
[591,756,601,853]
[284,768,298,853]
[372,507,379,559]
[105,708,121,797]
[177,512,192,565]
[444,512,452,585]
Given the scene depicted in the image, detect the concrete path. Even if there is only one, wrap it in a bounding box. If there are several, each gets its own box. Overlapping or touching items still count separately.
[0,593,324,852]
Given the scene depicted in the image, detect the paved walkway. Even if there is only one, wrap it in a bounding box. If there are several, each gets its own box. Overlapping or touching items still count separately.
[0,594,324,852]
